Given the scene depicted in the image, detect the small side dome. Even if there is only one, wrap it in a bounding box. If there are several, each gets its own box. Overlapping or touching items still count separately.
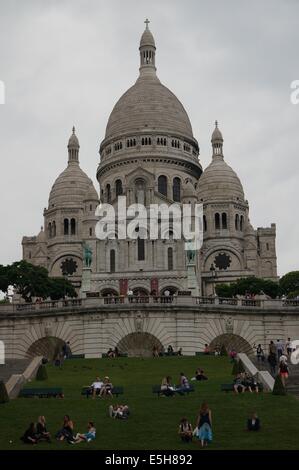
[84,183,99,202]
[183,179,197,198]
[36,227,46,243]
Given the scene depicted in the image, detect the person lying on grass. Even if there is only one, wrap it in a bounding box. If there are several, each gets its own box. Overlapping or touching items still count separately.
[109,404,130,419]
[247,412,261,431]
[161,376,175,396]
[191,368,208,381]
[233,373,246,394]
[90,376,103,398]
[71,422,96,444]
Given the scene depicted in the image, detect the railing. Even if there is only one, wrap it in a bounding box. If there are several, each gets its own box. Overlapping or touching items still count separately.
[0,295,299,314]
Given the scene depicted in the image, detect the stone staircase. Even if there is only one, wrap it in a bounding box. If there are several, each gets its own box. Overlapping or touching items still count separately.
[0,359,30,384]
[251,355,299,398]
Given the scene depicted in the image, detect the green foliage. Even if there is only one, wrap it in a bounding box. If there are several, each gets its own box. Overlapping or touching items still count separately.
[0,381,9,403]
[48,277,77,301]
[8,260,50,302]
[287,289,299,299]
[215,276,280,299]
[232,360,239,375]
[36,365,48,381]
[220,344,227,356]
[215,283,233,298]
[279,271,299,296]
[0,265,10,294]
[0,260,77,302]
[238,361,245,373]
[272,375,286,396]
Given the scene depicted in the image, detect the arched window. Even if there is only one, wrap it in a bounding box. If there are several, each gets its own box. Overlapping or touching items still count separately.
[240,215,244,231]
[235,214,239,231]
[48,222,52,238]
[89,204,93,212]
[168,247,174,270]
[115,179,123,196]
[137,237,145,261]
[173,177,181,202]
[71,218,76,235]
[222,213,227,229]
[215,213,220,230]
[52,221,56,237]
[106,184,111,203]
[110,249,116,273]
[64,219,69,235]
[158,175,168,197]
[203,215,207,232]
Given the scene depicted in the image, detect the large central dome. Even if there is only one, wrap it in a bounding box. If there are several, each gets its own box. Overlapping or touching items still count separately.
[105,22,194,141]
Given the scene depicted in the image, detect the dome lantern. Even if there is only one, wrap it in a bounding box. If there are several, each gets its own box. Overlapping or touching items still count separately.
[211,120,224,159]
[139,19,156,76]
[68,126,80,164]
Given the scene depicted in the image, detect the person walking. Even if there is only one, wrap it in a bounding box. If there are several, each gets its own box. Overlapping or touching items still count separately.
[268,352,277,376]
[256,344,264,363]
[195,403,213,447]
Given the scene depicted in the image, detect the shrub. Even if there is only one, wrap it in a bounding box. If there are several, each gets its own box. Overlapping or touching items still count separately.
[232,360,239,375]
[36,365,48,381]
[238,360,245,373]
[220,344,227,356]
[272,375,286,395]
[0,381,9,403]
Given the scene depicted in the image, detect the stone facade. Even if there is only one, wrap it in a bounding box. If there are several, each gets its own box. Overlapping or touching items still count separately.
[1,300,299,358]
[22,22,277,296]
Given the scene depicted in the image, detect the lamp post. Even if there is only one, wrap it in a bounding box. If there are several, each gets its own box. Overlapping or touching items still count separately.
[210,263,217,296]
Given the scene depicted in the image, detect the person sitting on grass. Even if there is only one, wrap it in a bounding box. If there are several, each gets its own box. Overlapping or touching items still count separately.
[203,344,210,355]
[195,368,208,381]
[167,344,174,355]
[99,376,113,397]
[55,415,74,442]
[234,373,246,394]
[179,372,190,390]
[107,348,115,358]
[20,423,38,445]
[161,376,175,396]
[90,377,103,398]
[109,404,130,419]
[247,412,261,431]
[243,373,259,393]
[178,417,193,442]
[36,416,51,442]
[72,422,96,444]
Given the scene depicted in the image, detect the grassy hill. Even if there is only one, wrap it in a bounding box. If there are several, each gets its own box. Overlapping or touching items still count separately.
[0,355,298,450]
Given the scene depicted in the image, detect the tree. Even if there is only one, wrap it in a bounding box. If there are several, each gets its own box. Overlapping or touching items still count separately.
[8,260,50,302]
[36,365,48,381]
[0,264,10,294]
[279,271,299,297]
[0,381,9,403]
[232,360,239,375]
[216,276,280,299]
[48,277,77,301]
[215,283,233,298]
[272,375,286,396]
[220,344,227,356]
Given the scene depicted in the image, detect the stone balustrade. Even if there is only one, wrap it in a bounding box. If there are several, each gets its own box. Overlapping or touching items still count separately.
[0,295,298,315]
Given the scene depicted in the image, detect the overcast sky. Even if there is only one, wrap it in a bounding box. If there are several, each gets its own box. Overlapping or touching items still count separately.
[0,0,298,276]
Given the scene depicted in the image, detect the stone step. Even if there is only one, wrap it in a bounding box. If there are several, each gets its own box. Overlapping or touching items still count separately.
[0,359,31,384]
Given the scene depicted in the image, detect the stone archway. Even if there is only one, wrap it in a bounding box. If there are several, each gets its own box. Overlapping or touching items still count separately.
[27,336,65,360]
[116,332,163,357]
[209,334,253,355]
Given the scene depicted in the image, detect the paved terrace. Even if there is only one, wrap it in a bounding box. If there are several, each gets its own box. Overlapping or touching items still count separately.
[0,296,298,317]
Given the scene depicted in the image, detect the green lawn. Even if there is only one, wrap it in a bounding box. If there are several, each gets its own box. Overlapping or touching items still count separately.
[0,356,298,450]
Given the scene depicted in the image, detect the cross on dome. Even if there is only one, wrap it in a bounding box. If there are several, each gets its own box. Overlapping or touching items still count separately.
[144,18,150,29]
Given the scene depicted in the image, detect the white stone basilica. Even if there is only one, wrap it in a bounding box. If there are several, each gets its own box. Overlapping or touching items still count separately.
[22,21,277,297]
